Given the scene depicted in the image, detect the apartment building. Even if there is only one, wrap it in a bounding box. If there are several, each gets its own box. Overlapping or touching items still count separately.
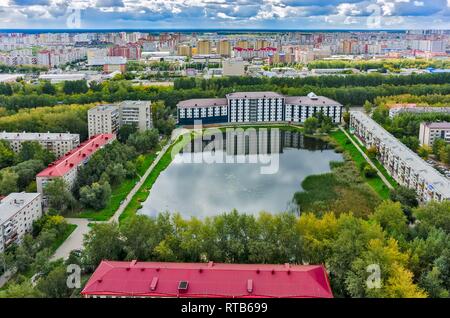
[88,101,152,137]
[36,134,116,194]
[197,40,211,55]
[419,122,450,146]
[0,193,42,253]
[88,105,120,138]
[350,111,450,202]
[0,132,80,158]
[118,100,153,132]
[389,104,450,118]
[177,92,343,126]
[81,261,333,298]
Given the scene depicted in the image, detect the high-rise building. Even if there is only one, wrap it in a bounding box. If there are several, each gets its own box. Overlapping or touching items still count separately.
[217,40,231,57]
[88,105,120,138]
[177,44,192,57]
[255,39,269,50]
[118,100,153,132]
[0,192,42,253]
[197,40,211,55]
[235,40,249,49]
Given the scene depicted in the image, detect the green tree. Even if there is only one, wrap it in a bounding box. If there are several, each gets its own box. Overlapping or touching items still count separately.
[414,201,450,234]
[83,222,123,267]
[44,178,76,214]
[0,140,16,169]
[79,181,111,210]
[304,117,319,134]
[17,141,55,165]
[370,201,409,242]
[117,124,137,143]
[0,168,19,195]
[36,264,72,298]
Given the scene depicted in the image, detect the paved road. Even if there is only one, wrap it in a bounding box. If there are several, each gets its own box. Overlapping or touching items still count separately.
[340,126,394,190]
[109,142,173,223]
[51,218,90,261]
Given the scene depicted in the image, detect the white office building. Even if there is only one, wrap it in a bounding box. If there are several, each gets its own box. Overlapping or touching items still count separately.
[0,131,80,158]
[350,111,450,202]
[0,193,42,253]
[419,122,450,146]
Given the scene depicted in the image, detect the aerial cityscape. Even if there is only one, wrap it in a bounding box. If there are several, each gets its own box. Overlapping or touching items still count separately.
[0,0,449,306]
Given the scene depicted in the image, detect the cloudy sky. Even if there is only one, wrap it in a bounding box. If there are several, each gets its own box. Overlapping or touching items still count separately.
[0,0,449,29]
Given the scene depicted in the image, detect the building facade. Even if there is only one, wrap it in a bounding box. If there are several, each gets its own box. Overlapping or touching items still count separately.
[0,132,80,158]
[177,92,343,126]
[389,105,450,118]
[0,193,42,253]
[419,122,450,146]
[118,100,153,132]
[350,111,450,202]
[88,101,152,137]
[36,134,116,194]
[81,260,333,298]
[88,105,120,138]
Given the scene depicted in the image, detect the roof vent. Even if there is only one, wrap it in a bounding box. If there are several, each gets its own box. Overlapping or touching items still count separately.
[178,281,189,291]
[150,277,158,291]
[247,279,253,293]
[256,269,260,274]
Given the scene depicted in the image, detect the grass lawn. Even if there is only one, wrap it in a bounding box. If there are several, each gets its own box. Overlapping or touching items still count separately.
[74,150,158,221]
[346,131,398,189]
[329,130,391,200]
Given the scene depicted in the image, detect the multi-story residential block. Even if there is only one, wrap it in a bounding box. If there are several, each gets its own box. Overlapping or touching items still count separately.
[217,40,231,57]
[197,40,211,54]
[81,260,333,298]
[389,104,450,118]
[88,105,120,138]
[36,134,116,194]
[177,92,343,126]
[118,100,153,132]
[350,111,450,202]
[0,193,42,253]
[419,122,450,146]
[0,132,80,158]
[88,101,152,137]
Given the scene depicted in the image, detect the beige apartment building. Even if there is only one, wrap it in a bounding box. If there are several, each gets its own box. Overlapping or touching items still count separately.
[88,101,152,137]
[0,132,80,158]
[177,44,192,57]
[419,122,450,146]
[197,40,212,54]
[217,40,231,57]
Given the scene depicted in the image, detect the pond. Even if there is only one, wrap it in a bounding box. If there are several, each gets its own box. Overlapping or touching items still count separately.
[139,128,343,218]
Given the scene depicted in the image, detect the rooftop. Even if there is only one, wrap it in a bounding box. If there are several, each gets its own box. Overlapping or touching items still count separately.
[0,193,41,225]
[177,98,227,109]
[285,94,343,106]
[226,91,284,99]
[0,131,80,142]
[351,111,450,198]
[422,122,450,129]
[81,261,333,298]
[36,134,116,178]
[88,105,118,113]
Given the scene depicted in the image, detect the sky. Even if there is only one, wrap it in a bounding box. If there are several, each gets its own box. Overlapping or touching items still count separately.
[0,0,449,30]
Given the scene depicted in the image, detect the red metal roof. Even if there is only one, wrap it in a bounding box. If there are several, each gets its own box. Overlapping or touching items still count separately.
[36,134,116,178]
[81,261,333,298]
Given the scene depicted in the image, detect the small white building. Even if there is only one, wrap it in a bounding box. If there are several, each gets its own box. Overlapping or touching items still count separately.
[38,73,87,84]
[0,193,42,253]
[0,131,80,158]
[419,122,450,146]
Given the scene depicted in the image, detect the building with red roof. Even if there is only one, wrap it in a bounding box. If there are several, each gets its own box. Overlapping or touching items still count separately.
[36,134,116,194]
[81,260,333,298]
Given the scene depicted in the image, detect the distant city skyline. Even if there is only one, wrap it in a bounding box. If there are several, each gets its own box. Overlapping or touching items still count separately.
[0,0,449,30]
